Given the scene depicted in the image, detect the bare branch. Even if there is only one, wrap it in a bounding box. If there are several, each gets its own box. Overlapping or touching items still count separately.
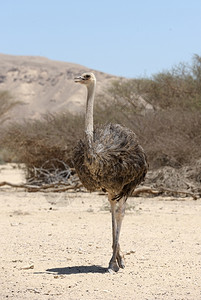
[0,181,83,192]
[132,187,199,200]
[0,180,199,199]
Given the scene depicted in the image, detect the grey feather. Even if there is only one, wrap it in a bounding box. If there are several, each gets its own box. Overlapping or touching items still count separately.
[73,123,148,200]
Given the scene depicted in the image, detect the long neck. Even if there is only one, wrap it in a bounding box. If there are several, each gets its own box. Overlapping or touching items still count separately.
[85,81,96,144]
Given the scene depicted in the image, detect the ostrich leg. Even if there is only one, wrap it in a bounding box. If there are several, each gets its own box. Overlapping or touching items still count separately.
[108,194,126,272]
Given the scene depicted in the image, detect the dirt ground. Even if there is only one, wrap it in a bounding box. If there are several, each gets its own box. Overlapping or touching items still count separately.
[0,164,201,300]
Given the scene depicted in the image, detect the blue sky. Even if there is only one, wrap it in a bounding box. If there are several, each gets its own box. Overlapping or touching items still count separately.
[1,0,201,78]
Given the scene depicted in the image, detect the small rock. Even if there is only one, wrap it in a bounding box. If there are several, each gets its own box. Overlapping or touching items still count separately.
[78,247,83,254]
[20,264,34,270]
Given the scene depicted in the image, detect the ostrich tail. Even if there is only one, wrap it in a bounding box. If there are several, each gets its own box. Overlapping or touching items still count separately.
[112,193,124,202]
[112,190,131,202]
[112,180,137,202]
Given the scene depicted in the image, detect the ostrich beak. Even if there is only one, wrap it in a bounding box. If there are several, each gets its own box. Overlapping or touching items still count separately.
[74,76,84,83]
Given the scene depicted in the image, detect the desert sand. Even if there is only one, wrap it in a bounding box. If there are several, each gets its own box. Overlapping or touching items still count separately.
[0,164,201,299]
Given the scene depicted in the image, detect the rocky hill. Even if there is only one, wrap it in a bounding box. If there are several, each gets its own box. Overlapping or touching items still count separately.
[0,54,117,122]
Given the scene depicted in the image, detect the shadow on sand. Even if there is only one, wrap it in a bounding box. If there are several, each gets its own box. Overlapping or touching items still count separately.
[46,265,108,275]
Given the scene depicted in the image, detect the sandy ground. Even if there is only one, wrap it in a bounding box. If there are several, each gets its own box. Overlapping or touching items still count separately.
[0,164,201,300]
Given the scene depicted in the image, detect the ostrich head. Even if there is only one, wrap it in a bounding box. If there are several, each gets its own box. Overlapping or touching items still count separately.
[74,72,96,85]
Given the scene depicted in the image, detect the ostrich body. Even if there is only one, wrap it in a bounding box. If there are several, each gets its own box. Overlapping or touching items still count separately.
[73,73,148,272]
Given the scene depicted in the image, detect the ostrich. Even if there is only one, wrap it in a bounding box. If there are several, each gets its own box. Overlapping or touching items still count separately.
[73,72,148,273]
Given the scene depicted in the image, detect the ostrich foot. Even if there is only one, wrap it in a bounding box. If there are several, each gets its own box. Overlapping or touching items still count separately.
[108,260,119,273]
[117,254,125,269]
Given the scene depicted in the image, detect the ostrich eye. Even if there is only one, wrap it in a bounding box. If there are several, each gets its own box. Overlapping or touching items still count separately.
[85,75,91,79]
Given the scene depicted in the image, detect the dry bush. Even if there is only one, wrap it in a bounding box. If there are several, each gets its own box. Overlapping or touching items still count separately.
[95,100,201,169]
[1,99,200,178]
[94,85,201,169]
[137,54,201,110]
[103,54,201,111]
[1,112,84,178]
[93,55,201,169]
[131,110,201,168]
